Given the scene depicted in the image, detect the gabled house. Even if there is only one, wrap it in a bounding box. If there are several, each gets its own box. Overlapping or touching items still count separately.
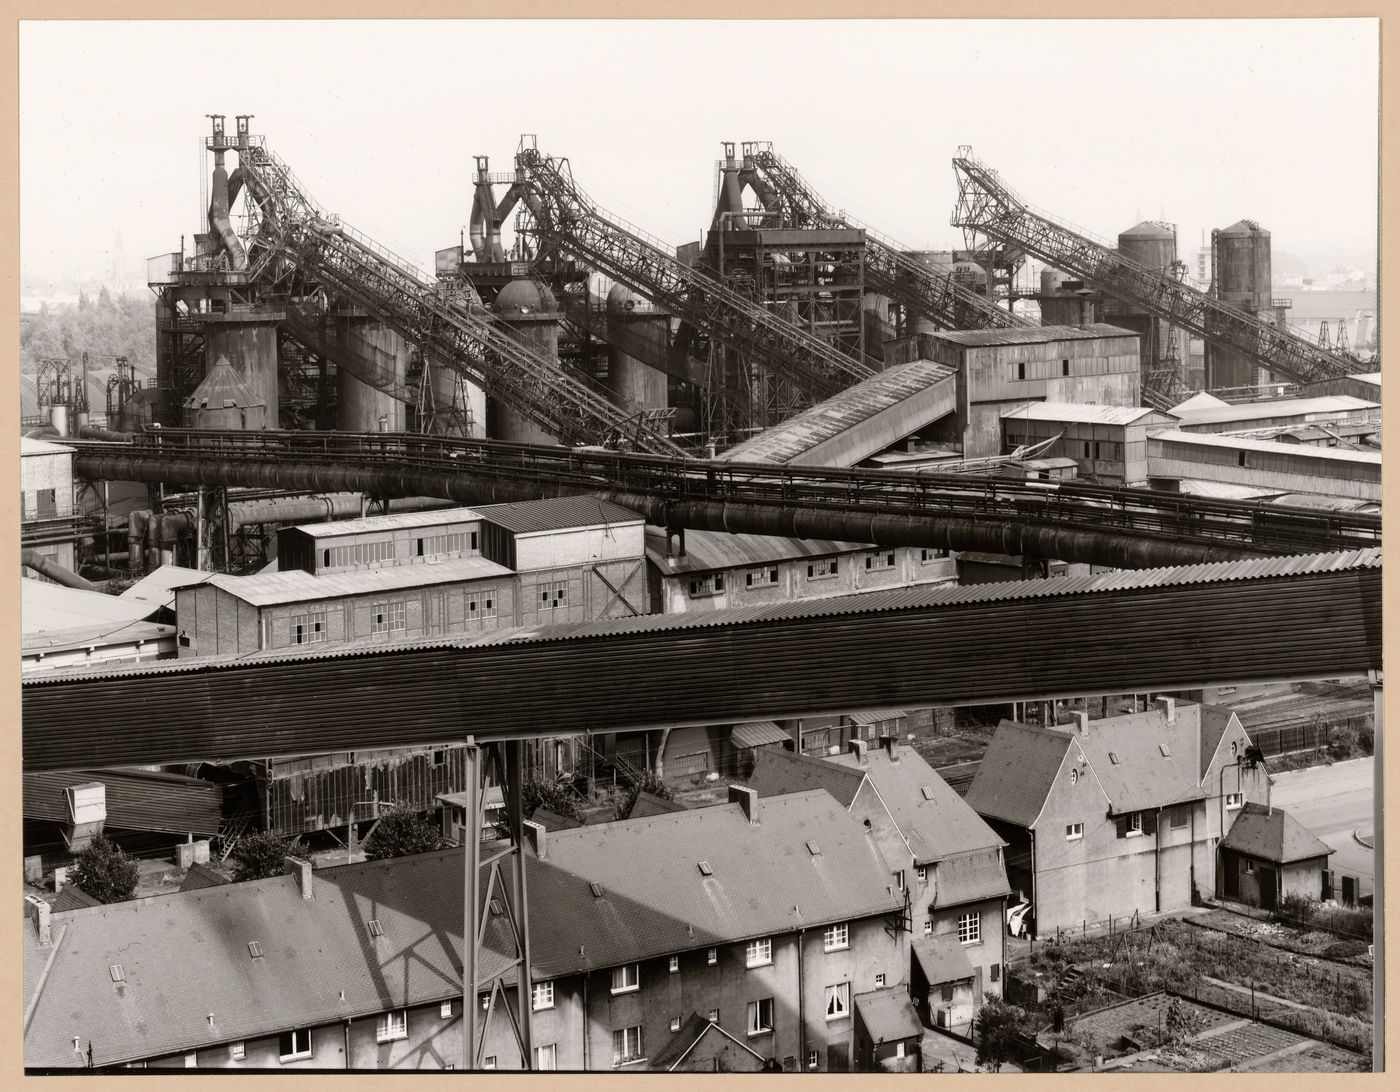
[1217,802,1334,909]
[964,698,1274,933]
[749,739,1010,1038]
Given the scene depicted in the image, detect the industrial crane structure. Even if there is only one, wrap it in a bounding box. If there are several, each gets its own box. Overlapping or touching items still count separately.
[513,138,875,439]
[950,147,1363,399]
[743,142,1033,335]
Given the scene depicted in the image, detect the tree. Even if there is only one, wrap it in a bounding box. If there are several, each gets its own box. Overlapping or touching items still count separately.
[363,809,446,860]
[228,831,306,883]
[68,834,140,904]
[520,778,585,822]
[973,997,1023,1073]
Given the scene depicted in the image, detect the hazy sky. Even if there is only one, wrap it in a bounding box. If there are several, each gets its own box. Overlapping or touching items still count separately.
[20,18,1379,284]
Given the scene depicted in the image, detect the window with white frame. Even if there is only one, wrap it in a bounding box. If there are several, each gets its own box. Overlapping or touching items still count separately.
[534,1044,556,1071]
[923,919,933,936]
[747,997,774,1036]
[920,547,948,562]
[807,558,839,580]
[532,981,555,1010]
[958,911,981,945]
[689,573,725,597]
[875,973,886,987]
[668,954,679,973]
[746,937,772,967]
[707,947,718,965]
[371,601,389,634]
[707,1008,720,1023]
[539,581,568,609]
[1126,811,1144,835]
[440,1001,453,1019]
[670,1016,682,1032]
[229,1042,245,1061]
[376,1009,407,1043]
[184,1053,197,1068]
[483,1056,497,1069]
[824,923,849,952]
[1225,792,1244,809]
[916,865,927,884]
[290,611,328,645]
[865,550,896,571]
[1066,822,1084,840]
[745,565,779,588]
[610,963,640,994]
[612,1025,644,1065]
[278,1028,313,1062]
[807,1050,819,1069]
[825,982,850,1020]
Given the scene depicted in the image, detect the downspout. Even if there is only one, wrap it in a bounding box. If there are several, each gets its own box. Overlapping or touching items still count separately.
[343,1017,351,1070]
[796,927,806,1070]
[1154,806,1163,913]
[580,972,588,1070]
[1029,829,1038,939]
[1190,803,1197,902]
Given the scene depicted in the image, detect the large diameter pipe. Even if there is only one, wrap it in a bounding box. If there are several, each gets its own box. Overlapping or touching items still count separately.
[20,549,98,591]
[74,451,1260,570]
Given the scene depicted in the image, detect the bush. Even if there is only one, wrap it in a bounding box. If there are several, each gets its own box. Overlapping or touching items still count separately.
[228,831,306,883]
[1278,892,1315,927]
[68,835,140,904]
[521,778,585,822]
[974,997,1024,1073]
[614,771,675,820]
[363,809,446,860]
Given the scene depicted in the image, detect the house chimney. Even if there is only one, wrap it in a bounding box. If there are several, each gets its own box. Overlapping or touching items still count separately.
[283,856,313,899]
[1156,697,1176,723]
[1071,711,1089,735]
[848,739,869,765]
[523,819,547,860]
[728,785,759,824]
[880,735,900,762]
[24,894,52,946]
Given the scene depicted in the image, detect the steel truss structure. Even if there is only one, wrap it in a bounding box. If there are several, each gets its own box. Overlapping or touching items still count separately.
[950,148,1362,389]
[744,143,1031,334]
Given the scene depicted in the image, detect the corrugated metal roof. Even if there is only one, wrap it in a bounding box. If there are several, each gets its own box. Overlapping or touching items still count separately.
[1220,803,1333,864]
[1171,396,1378,427]
[644,525,869,575]
[913,932,975,985]
[23,620,175,655]
[20,437,75,456]
[24,548,1380,687]
[828,748,1005,862]
[1000,401,1173,426]
[930,323,1137,347]
[731,721,790,749]
[1171,391,1230,413]
[472,496,643,534]
[290,506,481,539]
[1177,479,1285,501]
[118,565,215,608]
[22,580,159,636]
[1152,430,1382,465]
[205,555,514,607]
[847,709,907,726]
[23,768,225,835]
[853,987,923,1044]
[717,359,956,464]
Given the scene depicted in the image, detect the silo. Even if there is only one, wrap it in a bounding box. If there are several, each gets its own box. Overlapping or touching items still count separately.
[204,312,281,428]
[1207,220,1273,389]
[336,317,410,432]
[424,282,487,437]
[489,278,562,445]
[1037,269,1098,326]
[605,283,669,410]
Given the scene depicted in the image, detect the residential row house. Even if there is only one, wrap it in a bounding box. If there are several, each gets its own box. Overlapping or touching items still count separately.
[748,739,1010,1039]
[24,788,922,1073]
[962,698,1324,933]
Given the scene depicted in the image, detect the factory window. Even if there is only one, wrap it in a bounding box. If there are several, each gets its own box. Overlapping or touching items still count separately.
[532,981,555,1011]
[419,531,475,559]
[824,923,849,952]
[416,538,425,557]
[1170,804,1190,828]
[1082,441,1092,458]
[747,937,772,967]
[1238,451,1249,468]
[1016,363,1026,381]
[807,559,839,580]
[958,911,981,945]
[376,1009,408,1043]
[278,1028,313,1062]
[747,998,774,1036]
[483,596,496,618]
[533,1044,556,1071]
[540,581,568,609]
[689,573,725,597]
[610,963,640,994]
[1062,359,1070,376]
[1066,822,1083,840]
[291,611,327,645]
[387,601,406,631]
[468,599,479,620]
[920,548,948,562]
[865,550,895,571]
[431,749,446,767]
[825,982,851,1020]
[327,540,396,568]
[1226,792,1244,810]
[746,566,779,588]
[612,1024,645,1066]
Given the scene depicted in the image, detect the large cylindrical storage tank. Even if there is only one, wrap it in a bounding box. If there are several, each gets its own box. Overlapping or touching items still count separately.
[336,318,410,432]
[1037,270,1096,326]
[1207,220,1273,389]
[204,313,280,428]
[426,283,487,437]
[605,283,669,410]
[489,278,561,445]
[1116,222,1177,316]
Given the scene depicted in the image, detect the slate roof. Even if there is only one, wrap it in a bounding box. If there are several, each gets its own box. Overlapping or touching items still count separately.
[1220,803,1333,864]
[1199,705,1239,780]
[963,722,1073,828]
[747,747,867,809]
[912,932,976,986]
[827,746,1005,863]
[1072,705,1210,813]
[931,849,1012,910]
[854,986,923,1044]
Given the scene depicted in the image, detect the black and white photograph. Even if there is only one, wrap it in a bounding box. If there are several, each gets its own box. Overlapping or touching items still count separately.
[16,14,1383,1076]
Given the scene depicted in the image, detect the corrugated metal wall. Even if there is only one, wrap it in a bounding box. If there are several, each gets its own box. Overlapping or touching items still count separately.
[264,746,469,834]
[22,561,1379,772]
